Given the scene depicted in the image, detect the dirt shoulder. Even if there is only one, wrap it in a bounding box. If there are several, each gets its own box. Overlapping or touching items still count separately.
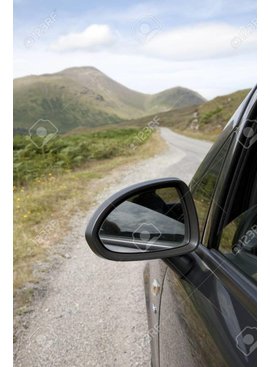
[14,132,166,331]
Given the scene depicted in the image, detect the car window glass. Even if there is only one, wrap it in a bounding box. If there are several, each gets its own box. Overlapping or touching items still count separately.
[190,138,231,238]
[218,116,257,282]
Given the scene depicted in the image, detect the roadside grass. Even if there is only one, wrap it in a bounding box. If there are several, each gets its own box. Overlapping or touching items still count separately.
[14,128,151,186]
[14,130,165,315]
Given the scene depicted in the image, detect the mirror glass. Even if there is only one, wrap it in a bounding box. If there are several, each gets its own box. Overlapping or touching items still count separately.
[98,186,186,253]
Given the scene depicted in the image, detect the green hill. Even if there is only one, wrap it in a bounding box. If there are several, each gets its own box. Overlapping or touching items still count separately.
[123,89,251,140]
[14,67,206,133]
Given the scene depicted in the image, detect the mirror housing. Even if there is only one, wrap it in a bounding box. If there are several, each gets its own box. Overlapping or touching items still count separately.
[85,178,200,261]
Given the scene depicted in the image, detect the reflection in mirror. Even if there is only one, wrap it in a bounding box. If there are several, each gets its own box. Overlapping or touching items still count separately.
[98,186,186,253]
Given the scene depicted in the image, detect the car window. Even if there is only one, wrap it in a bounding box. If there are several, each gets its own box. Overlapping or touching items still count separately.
[190,137,232,238]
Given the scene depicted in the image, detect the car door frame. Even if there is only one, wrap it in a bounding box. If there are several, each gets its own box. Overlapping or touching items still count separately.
[165,88,257,315]
[198,89,257,318]
[159,88,257,367]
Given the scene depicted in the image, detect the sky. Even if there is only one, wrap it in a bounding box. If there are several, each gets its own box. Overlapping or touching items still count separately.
[13,0,257,99]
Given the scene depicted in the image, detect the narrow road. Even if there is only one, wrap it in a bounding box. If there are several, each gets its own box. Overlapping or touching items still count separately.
[15,128,212,367]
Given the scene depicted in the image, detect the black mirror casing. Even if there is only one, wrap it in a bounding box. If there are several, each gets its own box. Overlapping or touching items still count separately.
[85,178,200,261]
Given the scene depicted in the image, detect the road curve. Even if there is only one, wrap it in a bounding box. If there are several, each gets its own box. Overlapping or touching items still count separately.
[14,128,212,367]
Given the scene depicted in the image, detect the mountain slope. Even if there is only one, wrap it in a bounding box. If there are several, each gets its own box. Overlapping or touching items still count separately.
[122,89,250,140]
[13,67,206,133]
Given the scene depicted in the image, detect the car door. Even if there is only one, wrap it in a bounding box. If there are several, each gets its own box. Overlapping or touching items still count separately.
[158,91,257,367]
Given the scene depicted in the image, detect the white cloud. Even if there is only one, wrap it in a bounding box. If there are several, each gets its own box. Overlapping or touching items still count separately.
[50,24,117,52]
[50,21,256,63]
[140,22,256,61]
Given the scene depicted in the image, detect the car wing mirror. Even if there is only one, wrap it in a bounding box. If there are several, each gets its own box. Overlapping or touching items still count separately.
[85,178,200,261]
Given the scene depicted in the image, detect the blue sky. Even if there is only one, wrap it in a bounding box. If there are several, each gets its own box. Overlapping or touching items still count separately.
[14,0,257,98]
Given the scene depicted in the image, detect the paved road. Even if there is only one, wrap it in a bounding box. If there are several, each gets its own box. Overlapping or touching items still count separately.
[15,128,212,367]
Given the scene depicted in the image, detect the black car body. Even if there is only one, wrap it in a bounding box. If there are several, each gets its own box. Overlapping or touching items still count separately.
[86,87,257,367]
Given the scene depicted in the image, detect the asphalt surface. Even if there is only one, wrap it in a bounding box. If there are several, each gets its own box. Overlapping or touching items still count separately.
[14,128,212,367]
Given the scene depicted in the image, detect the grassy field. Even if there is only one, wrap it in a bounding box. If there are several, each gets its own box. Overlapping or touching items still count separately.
[14,128,165,315]
[14,128,150,186]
